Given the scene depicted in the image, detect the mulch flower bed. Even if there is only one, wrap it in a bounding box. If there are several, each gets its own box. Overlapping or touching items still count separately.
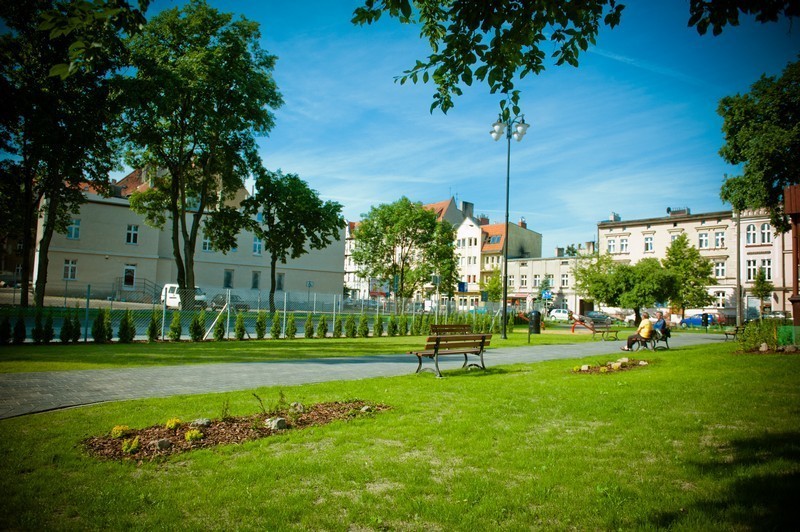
[84,400,389,462]
[573,357,649,374]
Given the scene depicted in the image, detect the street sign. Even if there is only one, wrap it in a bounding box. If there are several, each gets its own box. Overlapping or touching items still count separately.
[542,290,552,300]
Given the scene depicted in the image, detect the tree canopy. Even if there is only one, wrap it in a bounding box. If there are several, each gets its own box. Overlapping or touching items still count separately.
[719,59,800,233]
[353,0,798,114]
[122,0,282,297]
[662,233,714,315]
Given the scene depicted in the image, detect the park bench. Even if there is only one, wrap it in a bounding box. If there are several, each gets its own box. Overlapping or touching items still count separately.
[571,317,620,341]
[724,326,743,341]
[633,329,670,351]
[430,324,472,336]
[409,332,492,378]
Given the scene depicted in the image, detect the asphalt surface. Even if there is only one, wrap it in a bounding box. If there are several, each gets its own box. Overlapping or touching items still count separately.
[0,333,724,419]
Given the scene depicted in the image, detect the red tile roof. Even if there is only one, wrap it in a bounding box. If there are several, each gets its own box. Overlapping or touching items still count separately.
[423,199,452,222]
[481,223,505,253]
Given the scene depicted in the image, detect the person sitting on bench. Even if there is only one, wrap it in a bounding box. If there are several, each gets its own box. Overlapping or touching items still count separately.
[621,312,653,351]
[653,311,671,338]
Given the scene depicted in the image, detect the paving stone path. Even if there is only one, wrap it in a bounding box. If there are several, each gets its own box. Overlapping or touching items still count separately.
[0,333,724,419]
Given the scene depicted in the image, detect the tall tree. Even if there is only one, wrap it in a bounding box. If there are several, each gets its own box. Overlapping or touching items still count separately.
[1,0,122,307]
[480,268,502,303]
[751,267,775,317]
[662,233,715,317]
[719,59,800,233]
[122,0,282,305]
[353,1,797,113]
[351,197,458,312]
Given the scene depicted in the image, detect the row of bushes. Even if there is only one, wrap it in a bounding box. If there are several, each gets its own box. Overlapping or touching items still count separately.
[0,308,515,344]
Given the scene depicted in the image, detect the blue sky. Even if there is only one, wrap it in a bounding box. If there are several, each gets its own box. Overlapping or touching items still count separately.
[141,1,799,255]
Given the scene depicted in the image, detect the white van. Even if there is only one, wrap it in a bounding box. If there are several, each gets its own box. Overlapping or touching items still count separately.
[160,284,207,309]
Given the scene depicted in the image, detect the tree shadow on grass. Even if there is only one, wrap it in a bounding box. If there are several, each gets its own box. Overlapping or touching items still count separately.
[644,431,800,530]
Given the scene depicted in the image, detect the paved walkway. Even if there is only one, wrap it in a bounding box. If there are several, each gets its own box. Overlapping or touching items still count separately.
[0,334,724,419]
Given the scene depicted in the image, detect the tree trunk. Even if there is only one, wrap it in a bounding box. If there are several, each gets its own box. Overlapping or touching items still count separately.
[268,254,278,314]
[33,194,60,308]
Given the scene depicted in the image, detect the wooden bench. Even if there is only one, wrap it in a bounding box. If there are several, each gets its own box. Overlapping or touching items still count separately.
[635,329,670,350]
[409,333,492,378]
[571,318,619,341]
[724,326,743,341]
[430,324,472,336]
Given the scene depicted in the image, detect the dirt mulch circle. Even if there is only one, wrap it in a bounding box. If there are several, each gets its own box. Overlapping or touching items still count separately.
[573,358,649,374]
[84,400,389,462]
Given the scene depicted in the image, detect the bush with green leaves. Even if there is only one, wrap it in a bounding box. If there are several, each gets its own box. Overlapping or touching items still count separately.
[92,308,108,343]
[214,316,226,341]
[121,436,140,455]
[506,314,515,333]
[189,311,205,342]
[31,310,44,344]
[304,313,314,339]
[357,313,369,338]
[738,321,779,352]
[255,311,267,340]
[110,425,131,439]
[316,315,328,338]
[270,311,281,339]
[345,314,356,338]
[0,315,11,344]
[59,309,73,343]
[387,315,397,337]
[168,311,182,341]
[235,312,246,341]
[421,314,431,335]
[70,307,82,342]
[104,309,113,342]
[118,310,136,343]
[286,314,297,339]
[43,312,54,344]
[147,312,159,342]
[410,315,421,336]
[398,315,408,336]
[13,314,25,344]
[332,315,342,338]
[373,314,383,338]
[185,429,204,442]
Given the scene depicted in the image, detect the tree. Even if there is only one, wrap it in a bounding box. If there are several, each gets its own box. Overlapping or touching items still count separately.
[751,267,775,317]
[479,268,502,303]
[719,59,800,233]
[1,0,123,307]
[662,233,714,317]
[227,168,344,314]
[122,0,282,306]
[353,1,796,114]
[352,197,457,312]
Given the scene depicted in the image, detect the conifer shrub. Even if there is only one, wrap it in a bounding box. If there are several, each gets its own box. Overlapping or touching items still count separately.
[398,314,408,336]
[373,314,383,337]
[316,315,328,338]
[59,309,73,343]
[345,314,356,338]
[286,313,297,339]
[270,311,281,339]
[506,314,515,333]
[71,307,82,342]
[168,311,182,341]
[31,310,44,344]
[214,316,226,341]
[0,315,11,344]
[357,313,369,338]
[235,312,246,341]
[332,315,342,338]
[255,310,267,340]
[43,312,54,344]
[118,310,136,343]
[92,308,108,343]
[421,314,431,335]
[304,313,314,339]
[147,311,159,342]
[13,314,26,344]
[104,309,113,343]
[189,311,204,342]
[387,315,397,337]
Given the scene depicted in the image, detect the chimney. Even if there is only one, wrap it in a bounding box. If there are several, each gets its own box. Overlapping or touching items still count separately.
[460,201,474,219]
[518,216,527,229]
[555,247,564,257]
[610,212,621,222]
[478,215,489,225]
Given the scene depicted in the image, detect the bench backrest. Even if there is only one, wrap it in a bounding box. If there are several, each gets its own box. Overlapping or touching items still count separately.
[430,324,472,335]
[424,333,491,351]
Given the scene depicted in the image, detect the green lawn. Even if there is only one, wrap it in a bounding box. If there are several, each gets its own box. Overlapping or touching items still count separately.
[0,326,599,373]
[1,342,798,530]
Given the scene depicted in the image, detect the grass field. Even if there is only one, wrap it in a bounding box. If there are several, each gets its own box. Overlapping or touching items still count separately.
[1,341,798,530]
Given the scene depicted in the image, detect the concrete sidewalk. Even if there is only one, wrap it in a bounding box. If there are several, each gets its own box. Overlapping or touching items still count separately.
[0,333,724,419]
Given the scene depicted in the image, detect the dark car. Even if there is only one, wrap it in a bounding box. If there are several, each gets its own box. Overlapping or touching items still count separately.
[210,294,250,312]
[679,313,718,328]
[583,311,614,325]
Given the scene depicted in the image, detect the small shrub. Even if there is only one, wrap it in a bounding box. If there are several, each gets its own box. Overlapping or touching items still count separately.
[121,436,140,454]
[316,315,328,339]
[168,311,182,341]
[506,314,515,333]
[421,314,431,335]
[31,310,44,344]
[59,309,73,343]
[110,425,131,439]
[357,313,369,338]
[184,428,204,442]
[270,311,281,339]
[214,316,226,341]
[255,311,267,340]
[332,315,342,338]
[165,418,182,430]
[43,312,55,344]
[91,308,107,343]
[738,321,779,351]
[410,315,421,336]
[398,315,408,336]
[373,315,383,338]
[104,309,113,343]
[304,313,314,339]
[235,312,246,341]
[147,312,159,342]
[70,308,81,343]
[118,310,135,343]
[286,314,298,339]
[345,314,356,338]
[189,311,205,342]
[0,315,11,344]
[387,315,397,337]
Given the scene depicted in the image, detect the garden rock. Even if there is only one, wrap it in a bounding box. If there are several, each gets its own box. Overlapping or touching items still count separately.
[759,343,770,352]
[581,364,590,372]
[191,418,211,427]
[360,405,372,413]
[290,402,305,414]
[265,417,287,430]
[151,438,172,450]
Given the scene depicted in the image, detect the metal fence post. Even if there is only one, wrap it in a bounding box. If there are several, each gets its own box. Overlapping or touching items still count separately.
[282,292,287,338]
[84,285,90,342]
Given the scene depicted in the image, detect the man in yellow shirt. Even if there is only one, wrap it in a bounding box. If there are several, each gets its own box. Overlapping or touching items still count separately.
[621,311,653,351]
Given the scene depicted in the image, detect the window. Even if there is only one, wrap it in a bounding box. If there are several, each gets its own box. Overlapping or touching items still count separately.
[533,274,540,287]
[202,235,213,252]
[714,231,725,248]
[508,275,515,287]
[223,269,234,289]
[66,219,80,240]
[607,239,616,253]
[746,224,757,244]
[276,272,285,292]
[761,259,772,280]
[489,235,501,244]
[714,261,726,278]
[63,259,77,280]
[698,233,709,248]
[644,236,653,252]
[126,224,139,245]
[561,273,569,287]
[761,223,772,244]
[16,239,23,252]
[253,237,262,255]
[715,291,726,308]
[546,274,554,285]
[251,271,260,290]
[746,259,757,281]
[620,238,628,253]
[520,274,527,287]
[123,264,136,288]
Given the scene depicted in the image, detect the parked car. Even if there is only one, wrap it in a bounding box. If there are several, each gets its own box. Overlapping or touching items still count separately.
[210,294,250,312]
[548,308,571,321]
[160,284,207,309]
[763,311,790,320]
[583,311,614,325]
[679,313,718,328]
[624,308,661,326]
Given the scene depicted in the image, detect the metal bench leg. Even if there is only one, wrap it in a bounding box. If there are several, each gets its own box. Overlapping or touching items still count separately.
[433,353,443,378]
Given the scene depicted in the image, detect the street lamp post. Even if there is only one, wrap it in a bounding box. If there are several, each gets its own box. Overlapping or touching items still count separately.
[491,113,529,339]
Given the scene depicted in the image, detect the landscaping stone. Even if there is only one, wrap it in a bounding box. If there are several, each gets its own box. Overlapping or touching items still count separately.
[290,402,305,413]
[151,438,172,450]
[639,360,648,366]
[618,357,629,363]
[191,418,211,427]
[265,417,287,430]
[581,364,590,372]
[759,343,770,352]
[611,362,622,370]
[360,405,372,413]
